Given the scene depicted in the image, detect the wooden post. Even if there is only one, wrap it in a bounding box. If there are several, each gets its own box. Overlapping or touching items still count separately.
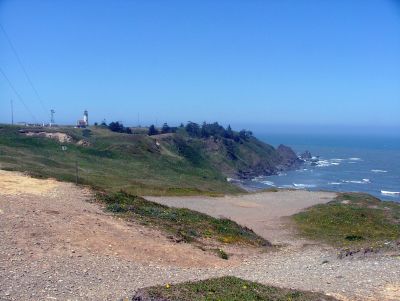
[75,159,78,185]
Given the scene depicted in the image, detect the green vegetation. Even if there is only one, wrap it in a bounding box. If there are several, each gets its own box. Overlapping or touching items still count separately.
[214,248,229,259]
[0,123,293,195]
[293,192,400,248]
[100,191,269,247]
[107,121,132,134]
[133,276,338,301]
[0,125,240,195]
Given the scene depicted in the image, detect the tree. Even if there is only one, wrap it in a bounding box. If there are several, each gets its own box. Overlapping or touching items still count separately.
[201,122,210,138]
[161,123,170,134]
[185,122,201,137]
[108,121,124,132]
[107,121,132,134]
[148,124,158,136]
[225,125,234,139]
[239,129,253,140]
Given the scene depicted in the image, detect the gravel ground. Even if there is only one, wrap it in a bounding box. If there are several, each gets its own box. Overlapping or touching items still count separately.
[1,171,400,301]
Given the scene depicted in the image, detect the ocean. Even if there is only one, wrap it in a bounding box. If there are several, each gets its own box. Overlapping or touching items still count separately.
[243,133,400,202]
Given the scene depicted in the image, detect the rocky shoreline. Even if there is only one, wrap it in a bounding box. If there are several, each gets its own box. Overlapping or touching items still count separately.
[235,144,311,181]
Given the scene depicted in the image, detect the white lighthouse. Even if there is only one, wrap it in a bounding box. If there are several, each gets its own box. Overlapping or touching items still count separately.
[83,110,89,126]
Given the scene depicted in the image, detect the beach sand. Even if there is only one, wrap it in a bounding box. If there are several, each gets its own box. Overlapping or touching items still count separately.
[147,190,335,245]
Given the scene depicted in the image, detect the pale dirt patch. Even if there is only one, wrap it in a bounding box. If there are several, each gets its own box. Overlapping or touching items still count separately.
[234,201,263,208]
[23,131,73,143]
[76,139,90,147]
[0,170,59,196]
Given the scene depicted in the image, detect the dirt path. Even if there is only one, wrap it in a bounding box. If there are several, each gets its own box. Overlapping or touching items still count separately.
[1,170,400,301]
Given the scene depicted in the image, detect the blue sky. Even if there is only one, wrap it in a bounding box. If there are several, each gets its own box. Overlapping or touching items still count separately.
[1,0,399,134]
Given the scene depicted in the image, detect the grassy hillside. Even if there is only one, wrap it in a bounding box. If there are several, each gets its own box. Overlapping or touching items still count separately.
[0,124,298,195]
[293,192,400,249]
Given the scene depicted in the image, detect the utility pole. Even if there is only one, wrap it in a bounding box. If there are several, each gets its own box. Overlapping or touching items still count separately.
[10,99,13,125]
[50,109,55,126]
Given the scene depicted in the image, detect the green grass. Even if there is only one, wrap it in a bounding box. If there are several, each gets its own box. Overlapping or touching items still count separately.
[133,276,338,301]
[292,192,400,248]
[0,124,295,196]
[0,125,242,195]
[100,191,270,247]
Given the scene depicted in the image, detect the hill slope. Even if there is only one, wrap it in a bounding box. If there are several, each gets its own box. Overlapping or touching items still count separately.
[0,124,302,195]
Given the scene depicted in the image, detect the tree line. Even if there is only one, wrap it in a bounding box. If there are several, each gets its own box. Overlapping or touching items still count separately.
[96,120,253,141]
[95,120,132,134]
[148,121,253,141]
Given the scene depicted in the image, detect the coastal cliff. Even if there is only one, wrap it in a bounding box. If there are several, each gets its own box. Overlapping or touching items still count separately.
[154,125,304,180]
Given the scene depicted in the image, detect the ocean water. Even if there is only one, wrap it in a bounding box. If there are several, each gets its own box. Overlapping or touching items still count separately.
[243,133,400,202]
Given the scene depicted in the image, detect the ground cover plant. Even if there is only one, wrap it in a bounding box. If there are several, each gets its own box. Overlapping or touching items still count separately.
[293,192,400,248]
[132,276,338,301]
[100,191,270,248]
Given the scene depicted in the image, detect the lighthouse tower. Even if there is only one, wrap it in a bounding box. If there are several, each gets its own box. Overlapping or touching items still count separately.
[83,110,89,126]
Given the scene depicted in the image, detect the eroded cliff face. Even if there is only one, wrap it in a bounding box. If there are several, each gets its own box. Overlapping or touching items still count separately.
[186,135,304,179]
[276,144,304,170]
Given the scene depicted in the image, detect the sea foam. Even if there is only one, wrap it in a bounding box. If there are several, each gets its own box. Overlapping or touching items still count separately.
[293,183,316,188]
[261,180,274,186]
[315,159,341,167]
[371,169,388,173]
[344,179,370,184]
[381,190,400,196]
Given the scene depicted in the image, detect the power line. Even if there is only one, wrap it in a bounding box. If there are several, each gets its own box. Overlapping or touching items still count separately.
[0,65,37,123]
[0,23,48,115]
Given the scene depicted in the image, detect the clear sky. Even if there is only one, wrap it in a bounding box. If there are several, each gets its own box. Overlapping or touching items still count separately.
[1,0,399,134]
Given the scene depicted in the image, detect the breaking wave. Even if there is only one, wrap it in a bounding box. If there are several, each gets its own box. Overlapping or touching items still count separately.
[261,180,275,186]
[381,190,400,196]
[371,169,388,173]
[293,183,316,188]
[343,179,371,184]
